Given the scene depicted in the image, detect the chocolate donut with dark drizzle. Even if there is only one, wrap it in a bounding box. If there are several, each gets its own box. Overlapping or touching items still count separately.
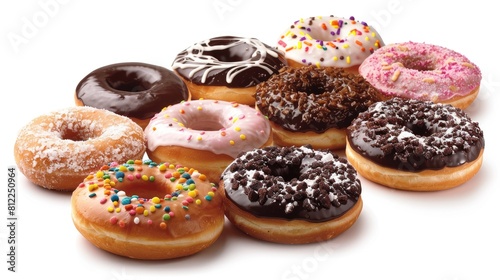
[347,98,485,171]
[221,145,361,222]
[76,62,189,120]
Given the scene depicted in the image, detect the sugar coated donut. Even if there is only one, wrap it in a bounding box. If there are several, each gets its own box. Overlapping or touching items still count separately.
[277,15,384,73]
[359,42,482,109]
[14,107,146,191]
[221,145,363,244]
[255,65,380,149]
[171,36,287,105]
[71,159,224,259]
[75,62,190,129]
[346,98,485,191]
[144,100,273,182]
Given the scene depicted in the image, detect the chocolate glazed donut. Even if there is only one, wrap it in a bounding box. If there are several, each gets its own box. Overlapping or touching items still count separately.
[172,36,287,88]
[75,62,190,129]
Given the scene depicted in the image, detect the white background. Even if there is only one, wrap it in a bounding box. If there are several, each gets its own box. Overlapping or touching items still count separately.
[2,1,499,280]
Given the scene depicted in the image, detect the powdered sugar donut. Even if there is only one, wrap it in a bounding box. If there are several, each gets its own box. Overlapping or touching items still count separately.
[359,42,482,109]
[277,15,384,73]
[14,107,146,191]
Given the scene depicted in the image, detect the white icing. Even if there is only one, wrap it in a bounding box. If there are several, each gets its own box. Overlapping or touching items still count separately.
[277,16,384,67]
[172,36,283,84]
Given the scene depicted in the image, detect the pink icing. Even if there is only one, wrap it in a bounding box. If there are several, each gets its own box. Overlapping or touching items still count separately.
[359,41,481,101]
[144,100,271,158]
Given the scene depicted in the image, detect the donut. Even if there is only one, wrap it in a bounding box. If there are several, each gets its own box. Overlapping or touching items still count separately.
[75,62,190,129]
[171,36,287,106]
[13,107,146,191]
[220,145,363,244]
[255,65,380,150]
[144,99,273,182]
[276,15,384,73]
[71,159,224,259]
[346,98,485,191]
[358,42,482,109]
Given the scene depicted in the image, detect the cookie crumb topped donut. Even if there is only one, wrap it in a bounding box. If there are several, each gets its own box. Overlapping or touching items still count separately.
[346,98,485,191]
[255,65,380,149]
[221,145,363,244]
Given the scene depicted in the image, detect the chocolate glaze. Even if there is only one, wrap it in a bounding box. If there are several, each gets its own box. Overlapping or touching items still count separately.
[255,66,380,132]
[172,36,287,88]
[221,146,361,222]
[347,98,485,171]
[76,62,189,120]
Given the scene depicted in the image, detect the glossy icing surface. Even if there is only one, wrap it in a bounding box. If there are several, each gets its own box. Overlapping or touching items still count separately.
[347,98,485,171]
[277,16,384,68]
[172,36,286,87]
[222,146,361,222]
[76,62,189,119]
[144,100,271,158]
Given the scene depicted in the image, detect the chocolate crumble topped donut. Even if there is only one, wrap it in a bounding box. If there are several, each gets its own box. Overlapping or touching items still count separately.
[346,97,485,191]
[255,65,380,149]
[220,145,363,244]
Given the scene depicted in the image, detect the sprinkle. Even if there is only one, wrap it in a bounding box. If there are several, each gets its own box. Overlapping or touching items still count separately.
[229,140,235,145]
[162,214,171,221]
[100,198,107,204]
[133,217,140,224]
[107,206,114,213]
[110,216,118,224]
[391,70,401,82]
[152,197,161,204]
[198,174,207,181]
[160,222,167,229]
[240,134,246,140]
[196,199,202,205]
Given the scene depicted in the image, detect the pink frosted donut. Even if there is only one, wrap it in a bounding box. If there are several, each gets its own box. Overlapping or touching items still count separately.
[144,100,273,181]
[359,42,481,109]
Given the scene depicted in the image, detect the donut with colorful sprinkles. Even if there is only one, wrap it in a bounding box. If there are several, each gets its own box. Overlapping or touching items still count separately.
[276,15,384,73]
[71,159,224,259]
[358,42,482,109]
[144,99,273,182]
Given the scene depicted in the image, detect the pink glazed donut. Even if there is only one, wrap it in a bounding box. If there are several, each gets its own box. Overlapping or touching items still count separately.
[144,100,273,182]
[359,42,481,109]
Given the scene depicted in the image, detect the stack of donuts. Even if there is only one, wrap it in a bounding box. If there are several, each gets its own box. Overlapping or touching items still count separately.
[13,14,485,259]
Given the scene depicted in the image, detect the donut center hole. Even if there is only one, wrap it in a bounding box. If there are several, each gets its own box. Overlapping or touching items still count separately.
[116,182,171,199]
[270,163,302,182]
[106,70,154,92]
[186,119,225,131]
[401,57,435,71]
[200,40,255,62]
[59,124,100,142]
[406,123,432,137]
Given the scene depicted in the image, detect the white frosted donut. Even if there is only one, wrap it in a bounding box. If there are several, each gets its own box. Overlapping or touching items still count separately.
[277,15,384,72]
[14,107,146,191]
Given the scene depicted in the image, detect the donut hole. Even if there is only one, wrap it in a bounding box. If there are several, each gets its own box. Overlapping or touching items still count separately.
[400,57,435,71]
[106,70,155,92]
[58,123,101,142]
[115,181,172,199]
[270,163,302,182]
[405,123,433,137]
[185,119,225,131]
[201,39,256,62]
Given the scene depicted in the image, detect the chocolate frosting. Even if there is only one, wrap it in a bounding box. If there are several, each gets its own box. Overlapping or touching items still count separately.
[76,62,189,120]
[347,98,485,171]
[255,66,380,132]
[171,36,286,88]
[221,146,361,222]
